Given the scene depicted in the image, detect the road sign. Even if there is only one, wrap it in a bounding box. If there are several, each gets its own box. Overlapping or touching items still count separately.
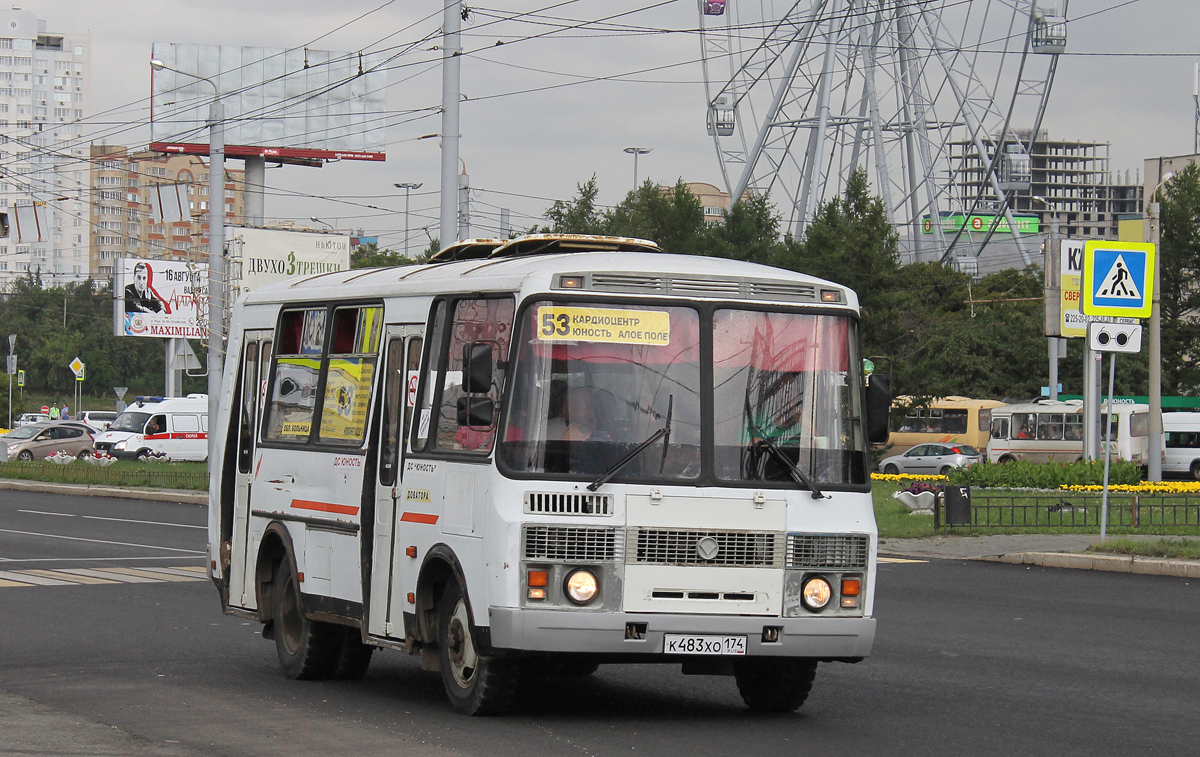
[1081,241,1155,318]
[6,355,14,375]
[76,366,85,381]
[17,370,24,387]
[41,405,48,414]
[1089,322,1143,353]
[69,357,85,378]
[114,386,128,400]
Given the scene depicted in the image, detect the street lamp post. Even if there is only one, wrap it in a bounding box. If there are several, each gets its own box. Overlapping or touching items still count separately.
[623,147,651,190]
[1032,196,1062,402]
[309,216,335,231]
[394,182,422,258]
[150,57,225,486]
[1146,171,1175,481]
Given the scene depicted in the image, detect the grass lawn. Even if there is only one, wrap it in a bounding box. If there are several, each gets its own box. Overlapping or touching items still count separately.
[1086,538,1200,560]
[0,460,207,491]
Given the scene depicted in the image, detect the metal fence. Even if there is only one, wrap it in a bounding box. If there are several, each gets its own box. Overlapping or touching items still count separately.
[937,490,1200,530]
[0,462,207,491]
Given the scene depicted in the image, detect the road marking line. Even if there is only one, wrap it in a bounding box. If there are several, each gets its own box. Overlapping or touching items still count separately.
[0,556,205,564]
[18,510,75,517]
[0,527,204,554]
[129,566,209,578]
[81,515,206,530]
[59,568,160,584]
[0,570,79,586]
[0,578,34,588]
[22,569,119,585]
[172,566,206,573]
[100,567,204,582]
[879,557,928,563]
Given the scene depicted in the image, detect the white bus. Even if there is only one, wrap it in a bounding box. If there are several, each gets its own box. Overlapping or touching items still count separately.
[986,399,1152,465]
[208,234,890,714]
[1162,412,1200,479]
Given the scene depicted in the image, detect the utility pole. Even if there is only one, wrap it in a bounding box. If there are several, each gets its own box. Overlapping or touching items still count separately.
[439,0,463,251]
[7,334,15,431]
[623,147,651,190]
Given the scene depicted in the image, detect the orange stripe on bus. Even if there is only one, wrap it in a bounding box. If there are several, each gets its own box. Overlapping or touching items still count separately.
[290,499,360,516]
[400,512,439,525]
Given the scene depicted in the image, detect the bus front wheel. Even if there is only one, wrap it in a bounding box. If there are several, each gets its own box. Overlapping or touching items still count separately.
[734,657,817,713]
[438,581,517,715]
[272,561,340,680]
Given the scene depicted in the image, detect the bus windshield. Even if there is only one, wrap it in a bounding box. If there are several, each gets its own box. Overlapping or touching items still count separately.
[499,302,867,487]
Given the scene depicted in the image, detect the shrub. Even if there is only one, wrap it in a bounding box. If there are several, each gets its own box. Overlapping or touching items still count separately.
[946,459,1142,489]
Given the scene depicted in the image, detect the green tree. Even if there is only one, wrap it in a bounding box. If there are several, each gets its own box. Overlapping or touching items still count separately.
[351,242,420,268]
[601,179,707,255]
[543,177,605,234]
[1157,163,1200,394]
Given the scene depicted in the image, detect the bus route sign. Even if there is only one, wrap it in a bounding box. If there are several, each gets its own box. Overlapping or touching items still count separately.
[1081,241,1155,318]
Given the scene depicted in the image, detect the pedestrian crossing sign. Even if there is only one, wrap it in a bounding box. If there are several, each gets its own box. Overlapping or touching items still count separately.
[1081,241,1155,318]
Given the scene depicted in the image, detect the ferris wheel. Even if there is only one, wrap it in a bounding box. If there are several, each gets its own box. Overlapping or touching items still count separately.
[700,0,1069,265]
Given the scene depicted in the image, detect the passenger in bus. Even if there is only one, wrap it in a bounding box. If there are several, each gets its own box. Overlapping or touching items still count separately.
[563,388,610,442]
[1015,421,1034,440]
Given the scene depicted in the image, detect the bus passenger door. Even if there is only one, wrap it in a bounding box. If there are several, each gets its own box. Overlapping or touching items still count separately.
[367,327,423,639]
[230,330,272,608]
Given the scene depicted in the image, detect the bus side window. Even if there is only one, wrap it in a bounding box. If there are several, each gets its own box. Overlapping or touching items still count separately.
[434,297,515,453]
[379,337,406,487]
[412,301,448,451]
[991,418,1009,439]
[1012,413,1035,439]
[237,341,258,474]
[978,408,992,433]
[1065,416,1083,441]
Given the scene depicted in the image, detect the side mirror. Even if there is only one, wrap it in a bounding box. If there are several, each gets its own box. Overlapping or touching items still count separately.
[463,342,493,395]
[456,396,495,428]
[866,373,891,444]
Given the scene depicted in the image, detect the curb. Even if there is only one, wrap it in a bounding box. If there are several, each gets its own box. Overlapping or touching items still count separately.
[979,551,1200,578]
[0,478,207,505]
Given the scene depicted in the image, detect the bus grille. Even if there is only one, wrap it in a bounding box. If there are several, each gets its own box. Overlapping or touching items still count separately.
[628,528,784,568]
[588,273,820,303]
[787,534,870,569]
[523,526,620,562]
[524,491,613,516]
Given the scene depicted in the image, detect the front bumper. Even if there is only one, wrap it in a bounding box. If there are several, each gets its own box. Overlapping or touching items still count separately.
[486,607,875,658]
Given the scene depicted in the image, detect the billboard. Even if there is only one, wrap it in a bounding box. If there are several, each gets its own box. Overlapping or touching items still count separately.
[228,226,352,297]
[149,43,387,162]
[114,259,208,338]
[922,213,1040,234]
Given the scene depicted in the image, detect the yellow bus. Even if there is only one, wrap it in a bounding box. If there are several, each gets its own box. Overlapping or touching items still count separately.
[888,396,1004,454]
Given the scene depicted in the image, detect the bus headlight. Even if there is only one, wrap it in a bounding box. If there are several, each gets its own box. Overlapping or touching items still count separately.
[564,569,599,604]
[801,576,832,611]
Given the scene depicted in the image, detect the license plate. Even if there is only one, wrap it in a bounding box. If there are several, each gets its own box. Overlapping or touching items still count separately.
[663,634,746,655]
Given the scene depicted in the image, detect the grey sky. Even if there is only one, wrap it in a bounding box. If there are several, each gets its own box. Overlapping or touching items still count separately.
[36,0,1200,250]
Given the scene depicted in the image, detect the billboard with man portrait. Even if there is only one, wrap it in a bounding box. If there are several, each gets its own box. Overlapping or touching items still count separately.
[113,259,208,338]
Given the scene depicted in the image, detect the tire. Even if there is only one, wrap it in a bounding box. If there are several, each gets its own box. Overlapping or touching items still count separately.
[1191,460,1200,482]
[883,464,899,475]
[136,449,151,461]
[17,450,33,461]
[76,449,92,460]
[438,581,517,715]
[998,455,1015,464]
[272,560,340,680]
[331,626,374,680]
[733,658,818,713]
[939,465,952,476]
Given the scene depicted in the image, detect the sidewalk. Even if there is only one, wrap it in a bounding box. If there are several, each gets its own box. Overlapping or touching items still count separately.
[880,534,1200,578]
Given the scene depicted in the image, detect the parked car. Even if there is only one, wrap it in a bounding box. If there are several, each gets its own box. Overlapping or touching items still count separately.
[77,410,118,431]
[0,421,96,462]
[14,413,50,428]
[878,443,983,475]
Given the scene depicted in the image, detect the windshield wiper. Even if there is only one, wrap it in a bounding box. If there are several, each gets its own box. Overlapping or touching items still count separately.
[749,424,825,500]
[589,396,673,492]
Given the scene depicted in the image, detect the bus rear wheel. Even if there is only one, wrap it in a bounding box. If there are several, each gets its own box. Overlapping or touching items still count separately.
[733,657,818,713]
[272,561,340,680]
[332,626,374,680]
[438,581,517,715]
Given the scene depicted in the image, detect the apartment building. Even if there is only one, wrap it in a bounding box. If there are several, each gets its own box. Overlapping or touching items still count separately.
[0,8,90,288]
[89,145,246,278]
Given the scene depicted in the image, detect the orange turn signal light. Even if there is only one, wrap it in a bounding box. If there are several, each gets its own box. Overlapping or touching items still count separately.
[841,578,861,596]
[528,570,548,587]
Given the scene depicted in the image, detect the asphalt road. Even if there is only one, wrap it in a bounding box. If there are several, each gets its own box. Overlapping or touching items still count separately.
[1,489,1198,756]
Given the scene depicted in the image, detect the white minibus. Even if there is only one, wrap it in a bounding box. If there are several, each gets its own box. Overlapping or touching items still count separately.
[208,234,890,715]
[1163,412,1200,479]
[987,399,1151,465]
